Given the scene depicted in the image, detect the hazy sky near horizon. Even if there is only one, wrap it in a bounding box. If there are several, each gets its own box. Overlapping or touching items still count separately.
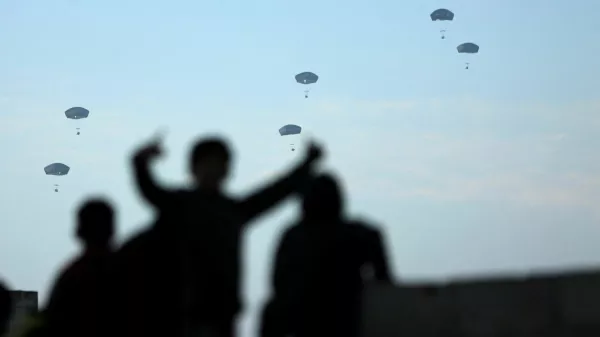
[1,0,600,335]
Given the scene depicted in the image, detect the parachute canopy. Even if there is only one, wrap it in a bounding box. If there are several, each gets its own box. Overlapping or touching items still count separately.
[65,107,89,119]
[430,9,454,21]
[295,72,318,85]
[279,124,302,136]
[44,163,70,176]
[457,43,479,54]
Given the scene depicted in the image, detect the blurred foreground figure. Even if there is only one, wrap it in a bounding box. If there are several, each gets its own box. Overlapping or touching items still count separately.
[131,134,324,337]
[112,215,181,337]
[0,280,12,336]
[43,199,116,337]
[260,173,392,337]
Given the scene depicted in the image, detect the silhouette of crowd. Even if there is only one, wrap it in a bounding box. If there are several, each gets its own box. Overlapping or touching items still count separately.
[0,134,392,337]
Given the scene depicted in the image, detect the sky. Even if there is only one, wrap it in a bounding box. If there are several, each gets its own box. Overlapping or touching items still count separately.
[1,0,600,335]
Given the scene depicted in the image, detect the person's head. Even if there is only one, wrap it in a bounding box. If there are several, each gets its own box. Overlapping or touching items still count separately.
[76,199,115,249]
[189,137,231,190]
[302,173,344,223]
[0,280,12,336]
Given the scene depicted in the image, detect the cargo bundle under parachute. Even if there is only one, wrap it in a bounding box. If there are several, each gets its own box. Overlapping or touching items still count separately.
[65,107,90,135]
[279,124,302,151]
[44,163,70,192]
[430,8,454,39]
[457,42,480,69]
[295,72,319,98]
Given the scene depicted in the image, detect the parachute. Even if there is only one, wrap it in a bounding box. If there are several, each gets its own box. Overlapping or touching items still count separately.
[279,124,301,136]
[44,163,70,192]
[430,9,454,39]
[65,107,90,135]
[44,163,70,175]
[295,72,318,98]
[65,107,89,119]
[457,43,479,69]
[279,124,302,151]
[430,8,454,21]
[457,43,479,53]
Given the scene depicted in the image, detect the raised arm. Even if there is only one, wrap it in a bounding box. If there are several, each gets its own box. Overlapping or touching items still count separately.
[131,140,171,209]
[237,142,323,225]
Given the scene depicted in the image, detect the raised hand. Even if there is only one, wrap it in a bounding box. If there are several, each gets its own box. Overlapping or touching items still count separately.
[303,140,324,164]
[134,135,164,163]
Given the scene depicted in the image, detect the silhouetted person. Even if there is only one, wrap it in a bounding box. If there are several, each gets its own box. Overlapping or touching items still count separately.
[0,280,12,336]
[111,214,181,337]
[260,173,391,337]
[43,199,116,337]
[132,135,323,337]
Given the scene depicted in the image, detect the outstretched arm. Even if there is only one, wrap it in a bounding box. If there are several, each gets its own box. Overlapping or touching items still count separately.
[131,141,171,209]
[238,143,323,225]
[238,162,313,225]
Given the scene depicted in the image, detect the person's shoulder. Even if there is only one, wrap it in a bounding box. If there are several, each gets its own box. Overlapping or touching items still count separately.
[346,217,382,236]
[54,254,84,283]
[118,227,154,252]
[65,254,86,269]
[278,221,300,236]
[277,222,303,242]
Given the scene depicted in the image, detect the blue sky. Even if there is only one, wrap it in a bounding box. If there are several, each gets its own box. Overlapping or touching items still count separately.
[1,0,600,335]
